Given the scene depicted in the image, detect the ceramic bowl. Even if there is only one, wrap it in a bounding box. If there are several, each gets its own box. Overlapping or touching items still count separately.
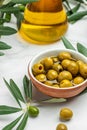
[28,49,87,98]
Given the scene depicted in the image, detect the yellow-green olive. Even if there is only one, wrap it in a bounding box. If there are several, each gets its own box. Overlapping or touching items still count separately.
[32,63,44,75]
[56,123,68,130]
[61,59,71,69]
[58,70,72,82]
[60,79,72,88]
[44,80,53,86]
[58,52,72,61]
[79,63,87,78]
[43,57,53,69]
[52,84,60,88]
[76,60,84,67]
[73,76,84,84]
[60,108,73,120]
[35,74,46,82]
[52,63,63,73]
[46,69,58,80]
[67,61,79,75]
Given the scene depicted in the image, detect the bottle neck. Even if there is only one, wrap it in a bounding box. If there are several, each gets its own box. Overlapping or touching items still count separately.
[28,0,63,12]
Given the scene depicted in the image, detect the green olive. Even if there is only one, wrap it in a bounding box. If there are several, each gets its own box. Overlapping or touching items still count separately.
[52,63,63,73]
[35,74,46,82]
[43,57,53,69]
[67,61,79,75]
[28,106,39,117]
[32,63,44,75]
[61,59,71,69]
[73,76,84,84]
[56,123,68,130]
[60,79,72,88]
[60,108,73,120]
[46,69,58,80]
[44,80,53,86]
[79,63,87,78]
[52,84,60,88]
[76,60,84,67]
[58,70,72,82]
[58,52,72,61]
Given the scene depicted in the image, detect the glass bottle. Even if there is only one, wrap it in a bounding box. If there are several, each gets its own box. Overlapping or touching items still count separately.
[19,0,68,44]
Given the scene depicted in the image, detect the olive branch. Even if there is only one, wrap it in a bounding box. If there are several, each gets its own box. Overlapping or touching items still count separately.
[0,75,66,130]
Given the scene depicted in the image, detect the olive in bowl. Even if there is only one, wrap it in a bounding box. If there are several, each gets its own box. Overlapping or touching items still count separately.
[28,49,87,98]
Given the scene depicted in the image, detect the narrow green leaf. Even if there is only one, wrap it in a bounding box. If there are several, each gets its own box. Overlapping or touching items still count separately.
[77,43,87,57]
[23,75,30,102]
[12,0,38,4]
[0,51,4,56]
[1,0,11,5]
[0,26,17,35]
[16,112,29,130]
[74,0,84,3]
[39,98,67,103]
[0,2,15,9]
[14,12,24,30]
[64,0,72,11]
[0,7,20,13]
[4,79,22,107]
[0,18,5,24]
[0,41,11,50]
[5,13,11,22]
[2,114,23,130]
[61,36,76,50]
[29,80,32,99]
[67,3,80,16]
[68,10,87,22]
[10,79,25,103]
[23,76,32,102]
[0,105,22,115]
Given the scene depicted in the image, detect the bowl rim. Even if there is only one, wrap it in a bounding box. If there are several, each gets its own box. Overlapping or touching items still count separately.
[28,48,87,90]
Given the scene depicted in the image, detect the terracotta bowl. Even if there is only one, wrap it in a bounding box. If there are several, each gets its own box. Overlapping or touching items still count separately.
[28,49,87,98]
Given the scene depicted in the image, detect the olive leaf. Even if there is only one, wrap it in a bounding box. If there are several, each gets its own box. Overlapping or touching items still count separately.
[74,0,84,3]
[2,114,23,130]
[4,79,22,107]
[10,79,25,103]
[12,0,39,4]
[77,42,87,57]
[29,80,32,99]
[61,36,76,50]
[2,0,11,5]
[0,41,11,50]
[39,98,67,103]
[0,26,17,35]
[5,13,11,22]
[64,0,72,11]
[23,75,32,102]
[68,10,87,22]
[67,3,80,16]
[14,12,24,29]
[0,7,20,13]
[16,112,29,130]
[0,105,22,115]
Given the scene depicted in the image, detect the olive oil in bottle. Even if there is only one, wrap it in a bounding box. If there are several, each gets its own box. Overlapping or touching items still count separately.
[19,0,68,44]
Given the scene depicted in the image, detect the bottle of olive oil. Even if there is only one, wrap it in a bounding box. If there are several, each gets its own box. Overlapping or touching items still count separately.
[19,0,68,44]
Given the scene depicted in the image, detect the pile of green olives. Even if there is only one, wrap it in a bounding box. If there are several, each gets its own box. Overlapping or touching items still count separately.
[32,51,87,88]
